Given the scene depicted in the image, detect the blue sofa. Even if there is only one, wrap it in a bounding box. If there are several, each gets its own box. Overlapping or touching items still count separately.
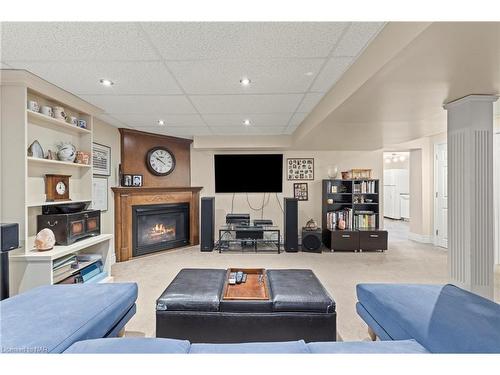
[64,337,428,353]
[356,283,500,353]
[0,283,138,353]
[3,282,499,353]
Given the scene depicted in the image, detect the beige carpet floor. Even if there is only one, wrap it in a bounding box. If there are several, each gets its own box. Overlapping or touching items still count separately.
[112,220,486,341]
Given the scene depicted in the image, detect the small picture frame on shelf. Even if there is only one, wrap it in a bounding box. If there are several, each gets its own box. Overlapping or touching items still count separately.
[132,175,143,187]
[122,174,133,187]
[294,183,308,201]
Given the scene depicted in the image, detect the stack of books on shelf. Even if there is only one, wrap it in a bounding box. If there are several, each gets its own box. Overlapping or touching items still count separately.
[355,213,376,229]
[53,254,78,284]
[326,208,353,230]
[54,254,105,284]
[353,181,376,194]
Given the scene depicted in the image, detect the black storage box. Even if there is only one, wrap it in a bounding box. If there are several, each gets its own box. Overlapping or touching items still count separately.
[37,210,101,246]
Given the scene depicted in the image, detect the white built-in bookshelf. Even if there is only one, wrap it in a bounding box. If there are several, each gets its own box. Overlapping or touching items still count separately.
[1,70,114,294]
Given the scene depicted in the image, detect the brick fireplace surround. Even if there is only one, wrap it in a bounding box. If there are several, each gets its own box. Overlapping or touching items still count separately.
[112,187,202,262]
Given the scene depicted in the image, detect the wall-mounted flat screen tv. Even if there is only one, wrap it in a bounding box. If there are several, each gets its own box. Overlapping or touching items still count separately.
[214,154,283,193]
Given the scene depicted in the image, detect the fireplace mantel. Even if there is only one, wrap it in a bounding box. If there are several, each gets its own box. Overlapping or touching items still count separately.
[112,186,202,262]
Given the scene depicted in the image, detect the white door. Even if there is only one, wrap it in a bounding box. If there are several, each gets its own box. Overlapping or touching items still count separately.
[435,143,448,248]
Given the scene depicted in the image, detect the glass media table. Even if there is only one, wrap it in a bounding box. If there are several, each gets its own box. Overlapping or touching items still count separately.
[217,224,281,253]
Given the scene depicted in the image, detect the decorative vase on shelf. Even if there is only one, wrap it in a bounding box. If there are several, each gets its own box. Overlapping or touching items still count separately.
[56,142,76,162]
[327,165,339,179]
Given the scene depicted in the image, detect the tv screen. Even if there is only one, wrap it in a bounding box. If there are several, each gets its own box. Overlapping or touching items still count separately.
[214,154,283,193]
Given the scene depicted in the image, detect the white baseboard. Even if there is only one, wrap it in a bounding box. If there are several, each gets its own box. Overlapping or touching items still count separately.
[408,232,433,244]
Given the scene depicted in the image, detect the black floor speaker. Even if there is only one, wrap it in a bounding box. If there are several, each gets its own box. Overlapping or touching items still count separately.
[200,197,215,252]
[284,198,299,252]
[301,228,322,253]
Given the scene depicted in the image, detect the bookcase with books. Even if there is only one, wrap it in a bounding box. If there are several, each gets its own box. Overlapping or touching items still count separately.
[322,179,387,252]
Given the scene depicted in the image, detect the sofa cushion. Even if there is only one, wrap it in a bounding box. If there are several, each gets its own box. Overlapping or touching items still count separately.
[64,338,191,353]
[0,283,138,353]
[267,269,335,313]
[356,283,500,353]
[156,269,226,312]
[307,339,428,353]
[189,340,309,353]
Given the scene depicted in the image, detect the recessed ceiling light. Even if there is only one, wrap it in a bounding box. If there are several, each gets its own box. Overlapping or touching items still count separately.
[157,120,165,126]
[305,72,314,76]
[399,155,406,162]
[243,119,251,126]
[99,78,114,87]
[240,77,251,86]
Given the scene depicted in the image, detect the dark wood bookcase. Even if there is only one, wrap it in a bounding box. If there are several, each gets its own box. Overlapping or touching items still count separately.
[321,179,387,252]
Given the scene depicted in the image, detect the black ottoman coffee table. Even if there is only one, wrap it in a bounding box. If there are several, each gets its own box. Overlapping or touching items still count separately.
[156,268,336,343]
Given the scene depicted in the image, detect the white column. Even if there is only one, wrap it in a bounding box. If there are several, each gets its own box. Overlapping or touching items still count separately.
[444,95,498,299]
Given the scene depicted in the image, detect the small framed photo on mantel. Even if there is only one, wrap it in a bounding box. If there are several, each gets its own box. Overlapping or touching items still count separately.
[287,158,314,180]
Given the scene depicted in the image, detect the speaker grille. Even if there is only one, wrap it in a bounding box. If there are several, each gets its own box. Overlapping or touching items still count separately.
[302,233,321,251]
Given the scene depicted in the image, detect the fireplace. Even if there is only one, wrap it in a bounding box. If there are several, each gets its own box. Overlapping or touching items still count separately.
[132,203,190,256]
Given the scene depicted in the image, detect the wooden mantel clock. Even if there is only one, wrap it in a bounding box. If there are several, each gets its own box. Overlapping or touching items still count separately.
[45,174,71,201]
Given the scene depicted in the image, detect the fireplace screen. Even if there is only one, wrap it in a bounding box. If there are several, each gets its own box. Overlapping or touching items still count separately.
[132,203,189,257]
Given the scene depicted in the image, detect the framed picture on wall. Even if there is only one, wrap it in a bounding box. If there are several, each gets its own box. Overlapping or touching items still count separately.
[92,142,111,176]
[92,176,108,211]
[287,158,314,180]
[294,183,309,201]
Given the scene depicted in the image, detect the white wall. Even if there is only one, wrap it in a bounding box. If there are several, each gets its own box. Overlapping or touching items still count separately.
[494,116,499,264]
[92,119,120,234]
[191,149,383,238]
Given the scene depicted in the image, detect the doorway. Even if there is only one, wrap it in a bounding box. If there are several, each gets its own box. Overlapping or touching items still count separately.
[434,142,448,248]
[383,152,410,240]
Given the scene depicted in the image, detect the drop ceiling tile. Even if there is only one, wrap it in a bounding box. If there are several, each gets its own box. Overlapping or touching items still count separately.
[190,94,303,114]
[111,113,205,127]
[296,93,324,113]
[141,22,348,59]
[167,59,324,94]
[287,112,308,132]
[310,57,353,92]
[332,22,385,57]
[1,62,12,68]
[202,113,292,127]
[209,126,286,135]
[5,61,182,95]
[95,114,128,128]
[1,22,159,61]
[137,126,212,137]
[80,95,197,114]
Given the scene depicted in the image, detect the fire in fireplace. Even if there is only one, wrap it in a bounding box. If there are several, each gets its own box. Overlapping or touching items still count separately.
[132,203,189,257]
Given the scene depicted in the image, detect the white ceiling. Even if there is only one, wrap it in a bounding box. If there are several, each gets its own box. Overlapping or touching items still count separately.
[0,22,384,138]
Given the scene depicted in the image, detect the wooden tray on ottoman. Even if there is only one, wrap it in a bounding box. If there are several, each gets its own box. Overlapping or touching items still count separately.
[222,268,270,300]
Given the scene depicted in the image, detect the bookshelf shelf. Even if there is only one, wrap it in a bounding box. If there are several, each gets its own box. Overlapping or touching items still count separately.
[322,179,387,252]
[27,110,91,135]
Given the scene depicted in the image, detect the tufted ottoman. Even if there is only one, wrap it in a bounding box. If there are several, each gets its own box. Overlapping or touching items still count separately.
[155,268,336,343]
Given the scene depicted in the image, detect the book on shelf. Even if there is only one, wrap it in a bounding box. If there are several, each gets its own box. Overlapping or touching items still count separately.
[326,208,353,230]
[353,180,376,194]
[355,214,377,229]
[55,260,104,284]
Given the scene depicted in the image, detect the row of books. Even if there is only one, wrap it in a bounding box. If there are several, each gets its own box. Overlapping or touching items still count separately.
[53,254,104,284]
[353,181,376,194]
[354,214,377,229]
[326,208,353,230]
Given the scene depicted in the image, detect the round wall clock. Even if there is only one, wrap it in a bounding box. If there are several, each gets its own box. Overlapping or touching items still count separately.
[146,147,176,176]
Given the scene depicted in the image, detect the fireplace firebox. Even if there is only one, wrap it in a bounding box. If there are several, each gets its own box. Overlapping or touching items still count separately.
[132,203,190,256]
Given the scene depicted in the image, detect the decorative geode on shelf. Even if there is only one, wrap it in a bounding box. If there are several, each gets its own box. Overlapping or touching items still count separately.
[34,228,56,251]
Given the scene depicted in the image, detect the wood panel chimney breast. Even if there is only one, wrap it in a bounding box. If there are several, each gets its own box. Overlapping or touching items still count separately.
[119,128,192,187]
